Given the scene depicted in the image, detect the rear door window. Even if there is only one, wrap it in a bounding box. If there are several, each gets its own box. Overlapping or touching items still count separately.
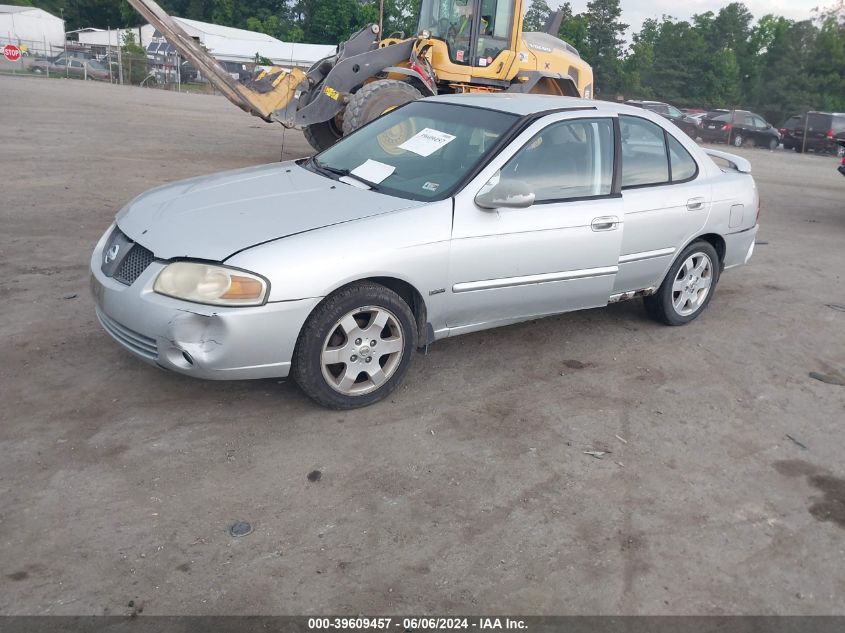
[621,116,699,188]
[620,116,669,188]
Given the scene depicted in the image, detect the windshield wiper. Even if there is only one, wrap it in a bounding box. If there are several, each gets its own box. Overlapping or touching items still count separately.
[310,157,348,178]
[311,157,382,191]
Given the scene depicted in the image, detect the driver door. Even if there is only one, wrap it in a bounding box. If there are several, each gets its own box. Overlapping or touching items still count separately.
[446,115,624,332]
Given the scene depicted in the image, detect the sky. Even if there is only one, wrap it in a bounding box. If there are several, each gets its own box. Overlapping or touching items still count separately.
[565,0,827,39]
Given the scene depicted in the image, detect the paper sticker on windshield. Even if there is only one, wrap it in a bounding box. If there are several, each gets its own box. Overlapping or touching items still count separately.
[350,159,395,184]
[398,128,456,157]
[422,181,439,192]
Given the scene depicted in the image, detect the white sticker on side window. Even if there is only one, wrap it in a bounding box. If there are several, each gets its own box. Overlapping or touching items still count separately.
[398,128,456,157]
[350,159,396,184]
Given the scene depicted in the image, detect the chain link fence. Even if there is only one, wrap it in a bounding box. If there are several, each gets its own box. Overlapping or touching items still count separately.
[0,33,224,94]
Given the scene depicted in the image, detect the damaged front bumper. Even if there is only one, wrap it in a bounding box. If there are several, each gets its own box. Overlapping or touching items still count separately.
[90,236,319,380]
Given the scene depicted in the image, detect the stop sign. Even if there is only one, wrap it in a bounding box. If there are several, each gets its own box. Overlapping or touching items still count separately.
[3,44,21,62]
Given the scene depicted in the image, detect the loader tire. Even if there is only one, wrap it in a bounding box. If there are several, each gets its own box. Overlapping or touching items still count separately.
[303,119,343,153]
[342,79,422,137]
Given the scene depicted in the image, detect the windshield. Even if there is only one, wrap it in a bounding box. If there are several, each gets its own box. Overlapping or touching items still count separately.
[310,100,519,202]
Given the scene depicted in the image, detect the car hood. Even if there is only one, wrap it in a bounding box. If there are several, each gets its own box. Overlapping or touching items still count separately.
[116,161,425,261]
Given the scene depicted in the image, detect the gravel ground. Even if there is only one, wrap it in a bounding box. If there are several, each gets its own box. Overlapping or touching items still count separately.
[1,76,844,616]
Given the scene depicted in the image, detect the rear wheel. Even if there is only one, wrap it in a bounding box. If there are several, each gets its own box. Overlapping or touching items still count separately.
[292,282,417,409]
[342,79,422,137]
[732,133,744,147]
[644,241,720,326]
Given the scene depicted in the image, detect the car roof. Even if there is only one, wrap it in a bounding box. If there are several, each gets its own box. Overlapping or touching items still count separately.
[424,93,664,118]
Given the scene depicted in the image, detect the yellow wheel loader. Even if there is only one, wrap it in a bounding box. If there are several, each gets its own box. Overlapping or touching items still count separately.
[127,0,593,152]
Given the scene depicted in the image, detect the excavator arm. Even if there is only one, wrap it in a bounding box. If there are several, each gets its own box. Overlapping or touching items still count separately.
[126,0,307,123]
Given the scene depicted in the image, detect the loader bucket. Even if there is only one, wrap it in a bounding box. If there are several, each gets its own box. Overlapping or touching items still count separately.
[126,0,307,123]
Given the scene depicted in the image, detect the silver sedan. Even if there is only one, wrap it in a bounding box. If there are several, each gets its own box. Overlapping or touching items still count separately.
[90,94,759,408]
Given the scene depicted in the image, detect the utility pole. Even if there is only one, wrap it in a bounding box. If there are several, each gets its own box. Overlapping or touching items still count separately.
[117,31,124,85]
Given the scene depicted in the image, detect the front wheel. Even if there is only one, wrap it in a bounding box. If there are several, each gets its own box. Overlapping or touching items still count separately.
[768,137,778,151]
[292,282,417,409]
[644,241,720,326]
[342,79,422,136]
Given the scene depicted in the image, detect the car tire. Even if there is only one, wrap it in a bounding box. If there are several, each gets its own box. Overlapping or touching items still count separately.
[644,241,721,326]
[303,118,344,153]
[768,137,778,151]
[342,79,422,137]
[292,281,418,409]
[732,133,744,147]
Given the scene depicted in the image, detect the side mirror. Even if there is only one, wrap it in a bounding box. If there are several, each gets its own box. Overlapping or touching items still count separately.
[475,174,535,210]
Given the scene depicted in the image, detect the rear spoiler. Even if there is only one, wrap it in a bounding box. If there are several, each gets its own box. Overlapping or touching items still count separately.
[704,148,752,174]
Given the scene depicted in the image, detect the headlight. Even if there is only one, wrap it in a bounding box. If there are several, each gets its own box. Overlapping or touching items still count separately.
[154,262,268,307]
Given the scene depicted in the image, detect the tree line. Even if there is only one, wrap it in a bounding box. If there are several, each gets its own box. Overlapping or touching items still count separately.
[9,0,845,124]
[524,0,845,125]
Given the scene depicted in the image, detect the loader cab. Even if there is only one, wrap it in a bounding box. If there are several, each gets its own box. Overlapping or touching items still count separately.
[417,0,517,69]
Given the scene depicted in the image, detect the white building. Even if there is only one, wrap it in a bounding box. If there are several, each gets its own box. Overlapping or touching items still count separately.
[78,17,335,70]
[0,4,65,54]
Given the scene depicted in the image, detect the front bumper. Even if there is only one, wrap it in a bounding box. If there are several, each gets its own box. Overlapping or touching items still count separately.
[90,228,320,380]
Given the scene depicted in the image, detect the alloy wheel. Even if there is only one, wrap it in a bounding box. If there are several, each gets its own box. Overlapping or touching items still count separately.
[671,252,713,316]
[320,305,405,396]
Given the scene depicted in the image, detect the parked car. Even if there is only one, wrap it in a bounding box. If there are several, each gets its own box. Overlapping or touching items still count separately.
[32,55,110,81]
[699,109,780,149]
[625,100,700,138]
[790,112,845,154]
[90,95,759,409]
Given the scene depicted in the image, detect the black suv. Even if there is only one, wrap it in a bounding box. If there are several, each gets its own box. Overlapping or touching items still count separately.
[789,112,845,154]
[699,109,780,149]
[624,100,700,138]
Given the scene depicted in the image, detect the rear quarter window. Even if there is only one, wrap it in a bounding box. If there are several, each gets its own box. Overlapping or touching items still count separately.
[667,135,698,182]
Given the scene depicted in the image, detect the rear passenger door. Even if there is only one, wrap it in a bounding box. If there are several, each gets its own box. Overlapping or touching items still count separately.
[614,115,711,295]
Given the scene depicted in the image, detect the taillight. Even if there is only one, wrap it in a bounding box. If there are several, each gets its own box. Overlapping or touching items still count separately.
[724,123,733,131]
[826,128,834,139]
[841,155,845,166]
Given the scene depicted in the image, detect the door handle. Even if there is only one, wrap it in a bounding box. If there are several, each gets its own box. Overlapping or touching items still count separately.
[591,216,619,231]
[687,197,706,211]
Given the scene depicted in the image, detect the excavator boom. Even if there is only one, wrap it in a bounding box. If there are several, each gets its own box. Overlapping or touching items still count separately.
[126,0,306,122]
